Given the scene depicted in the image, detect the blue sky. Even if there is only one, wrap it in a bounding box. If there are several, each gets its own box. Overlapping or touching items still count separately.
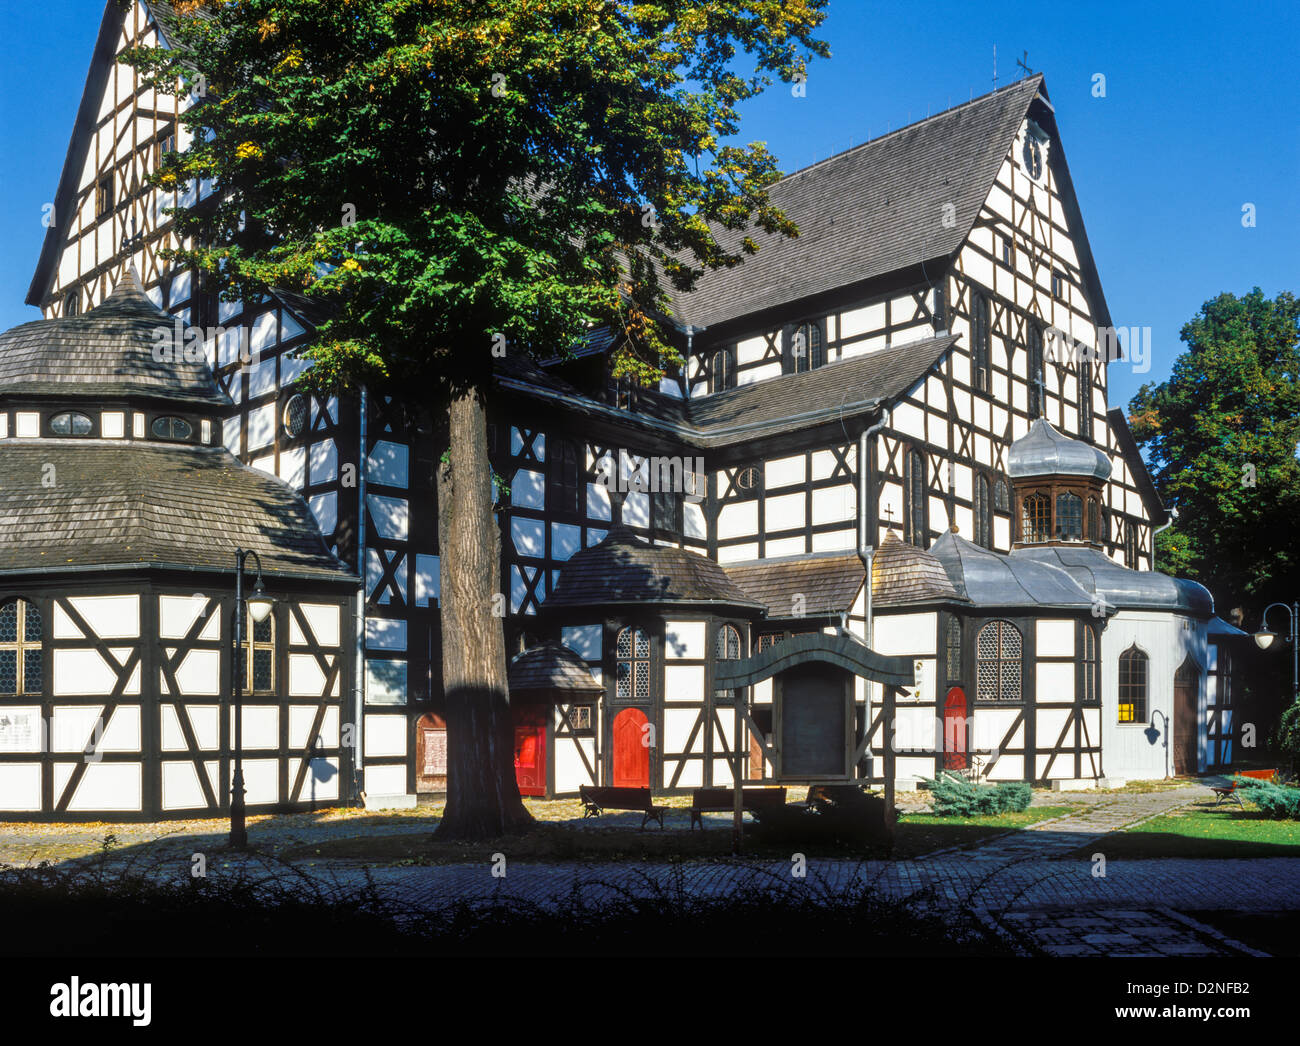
[1,0,1296,413]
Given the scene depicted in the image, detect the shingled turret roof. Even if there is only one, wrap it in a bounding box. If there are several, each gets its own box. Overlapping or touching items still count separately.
[547,526,764,612]
[871,530,965,606]
[0,270,230,410]
[508,643,603,696]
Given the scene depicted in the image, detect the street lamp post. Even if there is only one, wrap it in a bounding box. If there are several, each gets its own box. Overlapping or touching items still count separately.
[230,548,274,850]
[1253,601,1300,704]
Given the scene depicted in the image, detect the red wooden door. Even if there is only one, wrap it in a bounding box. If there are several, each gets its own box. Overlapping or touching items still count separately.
[943,687,968,770]
[612,708,650,788]
[513,709,547,797]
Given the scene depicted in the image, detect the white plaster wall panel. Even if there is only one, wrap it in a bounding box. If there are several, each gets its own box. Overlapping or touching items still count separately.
[162,761,206,810]
[160,705,187,751]
[229,706,279,749]
[52,649,119,696]
[69,763,141,811]
[550,522,581,560]
[415,554,440,607]
[1035,707,1072,751]
[296,603,341,648]
[251,454,276,477]
[810,448,847,481]
[664,665,705,703]
[712,756,735,788]
[811,484,855,525]
[664,621,705,660]
[586,481,612,521]
[893,706,937,752]
[222,415,242,455]
[278,444,306,489]
[892,403,925,442]
[64,596,139,639]
[766,454,806,489]
[894,757,934,785]
[183,705,220,750]
[878,483,904,535]
[984,754,1023,781]
[669,758,704,788]
[622,491,649,527]
[994,517,1011,549]
[765,492,804,531]
[247,357,276,399]
[364,764,407,797]
[717,542,758,564]
[873,613,937,656]
[736,334,768,366]
[175,649,221,695]
[52,604,85,639]
[0,706,42,753]
[364,714,408,758]
[684,501,707,541]
[973,708,1022,751]
[510,469,544,510]
[768,535,807,557]
[293,757,340,801]
[718,500,758,538]
[900,658,936,704]
[365,659,407,704]
[929,494,950,533]
[240,758,280,805]
[840,302,884,340]
[561,625,602,661]
[288,705,339,750]
[663,707,701,755]
[0,765,41,811]
[247,402,276,451]
[309,438,338,484]
[1036,620,1075,657]
[97,706,142,752]
[926,411,949,451]
[367,494,409,540]
[15,413,39,437]
[367,440,409,487]
[366,618,407,651]
[510,517,544,557]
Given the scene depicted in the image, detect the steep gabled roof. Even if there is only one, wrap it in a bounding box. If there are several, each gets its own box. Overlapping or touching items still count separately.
[1106,407,1167,524]
[668,76,1046,331]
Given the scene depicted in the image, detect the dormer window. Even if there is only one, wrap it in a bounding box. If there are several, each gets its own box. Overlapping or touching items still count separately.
[784,321,825,374]
[49,412,92,437]
[151,416,193,441]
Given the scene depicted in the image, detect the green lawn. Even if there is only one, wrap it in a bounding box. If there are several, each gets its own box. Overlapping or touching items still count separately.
[1076,803,1300,859]
[279,805,1079,865]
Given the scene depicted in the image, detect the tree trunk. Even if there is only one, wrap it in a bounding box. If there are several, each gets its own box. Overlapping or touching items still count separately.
[434,383,534,839]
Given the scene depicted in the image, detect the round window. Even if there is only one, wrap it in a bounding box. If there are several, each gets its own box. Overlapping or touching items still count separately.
[151,416,193,441]
[49,412,93,436]
[736,465,761,491]
[282,394,309,438]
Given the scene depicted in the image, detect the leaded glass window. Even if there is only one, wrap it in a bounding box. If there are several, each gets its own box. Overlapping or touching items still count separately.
[49,412,92,436]
[972,294,991,392]
[1078,361,1092,439]
[906,449,927,548]
[710,347,736,392]
[1082,625,1099,703]
[787,321,825,373]
[151,416,193,441]
[1027,325,1044,416]
[1118,645,1148,723]
[1124,520,1140,568]
[714,624,741,702]
[994,478,1010,513]
[0,600,42,696]
[1055,492,1083,541]
[247,609,275,694]
[1021,493,1050,543]
[945,618,962,681]
[974,475,992,549]
[976,621,1021,702]
[615,626,651,702]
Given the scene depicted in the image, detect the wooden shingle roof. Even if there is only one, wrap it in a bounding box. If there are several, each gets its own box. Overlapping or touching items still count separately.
[668,76,1046,330]
[508,643,603,696]
[0,440,353,582]
[723,552,865,619]
[871,530,965,606]
[1,271,230,409]
[547,526,763,612]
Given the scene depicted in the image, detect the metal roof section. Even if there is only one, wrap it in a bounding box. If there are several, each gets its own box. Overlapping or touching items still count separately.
[1007,417,1112,482]
[1013,545,1214,617]
[928,529,1097,611]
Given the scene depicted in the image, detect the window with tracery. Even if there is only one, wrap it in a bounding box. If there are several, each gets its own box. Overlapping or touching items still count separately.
[0,600,41,696]
[1021,493,1050,543]
[714,624,741,702]
[976,620,1021,702]
[945,618,962,681]
[1118,645,1148,723]
[1055,492,1083,541]
[615,626,651,703]
[247,610,275,694]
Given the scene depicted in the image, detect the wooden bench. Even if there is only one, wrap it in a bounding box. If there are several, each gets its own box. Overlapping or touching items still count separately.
[688,787,787,830]
[578,785,666,829]
[1212,769,1277,809]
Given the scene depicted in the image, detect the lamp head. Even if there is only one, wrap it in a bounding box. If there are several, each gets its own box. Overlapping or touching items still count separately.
[247,577,274,623]
[1254,629,1277,651]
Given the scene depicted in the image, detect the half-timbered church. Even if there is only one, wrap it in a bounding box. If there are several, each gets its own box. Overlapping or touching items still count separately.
[0,0,1246,819]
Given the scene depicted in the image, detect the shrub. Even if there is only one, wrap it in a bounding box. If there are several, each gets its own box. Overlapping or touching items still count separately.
[922,773,1033,816]
[1235,777,1300,820]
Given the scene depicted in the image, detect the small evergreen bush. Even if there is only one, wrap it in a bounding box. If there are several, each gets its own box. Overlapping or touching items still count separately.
[1234,777,1300,820]
[922,773,1033,816]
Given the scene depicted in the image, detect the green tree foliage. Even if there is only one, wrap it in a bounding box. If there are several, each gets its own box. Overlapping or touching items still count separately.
[124,0,828,838]
[1127,289,1300,612]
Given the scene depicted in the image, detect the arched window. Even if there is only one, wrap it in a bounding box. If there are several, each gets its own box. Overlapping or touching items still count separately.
[945,618,962,681]
[786,321,825,373]
[972,294,991,392]
[994,478,1010,513]
[905,449,927,548]
[1021,493,1050,543]
[49,412,93,437]
[1078,360,1092,439]
[1027,324,1044,417]
[64,291,80,317]
[247,609,275,694]
[974,474,992,549]
[1055,492,1083,541]
[709,347,736,392]
[1124,520,1140,569]
[1118,645,1148,723]
[0,599,42,696]
[547,438,583,517]
[615,626,651,702]
[151,416,193,441]
[714,624,742,702]
[976,620,1021,702]
[1081,624,1099,703]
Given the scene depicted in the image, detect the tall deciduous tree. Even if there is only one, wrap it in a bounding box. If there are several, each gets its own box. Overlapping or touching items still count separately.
[128,0,828,838]
[1127,288,1299,618]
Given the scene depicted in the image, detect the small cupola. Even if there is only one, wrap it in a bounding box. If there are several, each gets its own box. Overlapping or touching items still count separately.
[1007,419,1111,549]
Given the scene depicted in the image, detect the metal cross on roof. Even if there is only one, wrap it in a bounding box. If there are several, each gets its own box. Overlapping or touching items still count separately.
[1017,51,1033,78]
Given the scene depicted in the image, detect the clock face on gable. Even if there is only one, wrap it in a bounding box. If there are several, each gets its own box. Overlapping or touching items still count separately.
[1022,137,1043,180]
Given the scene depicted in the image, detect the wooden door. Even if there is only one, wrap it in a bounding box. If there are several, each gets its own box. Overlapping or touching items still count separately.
[513,704,547,797]
[943,687,968,770]
[1173,658,1199,775]
[612,708,650,788]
